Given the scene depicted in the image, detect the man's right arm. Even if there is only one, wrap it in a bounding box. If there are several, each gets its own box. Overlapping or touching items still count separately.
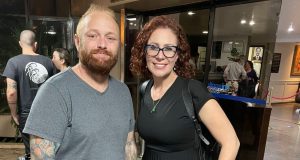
[30,135,60,160]
[223,65,230,82]
[6,78,19,125]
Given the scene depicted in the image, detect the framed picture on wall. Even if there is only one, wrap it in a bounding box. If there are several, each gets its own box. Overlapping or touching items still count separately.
[232,41,243,54]
[212,41,222,59]
[290,45,300,76]
[222,41,232,53]
[271,53,281,73]
[222,41,243,54]
[251,47,264,62]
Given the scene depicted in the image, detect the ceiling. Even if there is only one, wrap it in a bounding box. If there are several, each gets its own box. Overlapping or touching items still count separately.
[109,0,208,12]
[213,1,281,38]
[276,0,300,43]
[110,0,299,43]
[111,0,280,39]
[0,0,298,43]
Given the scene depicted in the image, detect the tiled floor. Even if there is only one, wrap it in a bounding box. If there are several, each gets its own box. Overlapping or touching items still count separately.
[1,103,300,160]
[264,103,300,160]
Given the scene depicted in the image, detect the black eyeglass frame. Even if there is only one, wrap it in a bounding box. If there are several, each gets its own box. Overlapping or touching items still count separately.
[144,44,181,58]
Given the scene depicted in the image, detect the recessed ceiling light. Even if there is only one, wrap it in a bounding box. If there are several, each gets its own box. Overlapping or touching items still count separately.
[188,11,195,15]
[240,19,247,24]
[288,23,294,32]
[249,14,255,26]
[202,30,208,34]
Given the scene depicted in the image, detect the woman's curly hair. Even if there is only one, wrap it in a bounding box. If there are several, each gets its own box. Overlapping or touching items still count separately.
[130,15,195,79]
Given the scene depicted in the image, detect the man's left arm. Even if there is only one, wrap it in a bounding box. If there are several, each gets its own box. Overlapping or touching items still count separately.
[6,78,19,125]
[125,131,137,160]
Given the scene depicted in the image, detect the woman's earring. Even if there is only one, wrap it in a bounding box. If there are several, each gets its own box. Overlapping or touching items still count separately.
[173,67,176,71]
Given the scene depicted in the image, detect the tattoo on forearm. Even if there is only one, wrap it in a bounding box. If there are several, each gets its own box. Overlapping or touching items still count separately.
[30,136,60,160]
[125,140,137,160]
[7,82,17,89]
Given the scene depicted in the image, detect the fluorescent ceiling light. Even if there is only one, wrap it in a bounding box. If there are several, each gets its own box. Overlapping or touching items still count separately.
[126,18,136,21]
[202,30,208,34]
[188,11,195,15]
[249,14,255,26]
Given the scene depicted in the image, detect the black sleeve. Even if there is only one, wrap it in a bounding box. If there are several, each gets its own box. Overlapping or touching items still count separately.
[189,79,214,113]
[2,58,17,80]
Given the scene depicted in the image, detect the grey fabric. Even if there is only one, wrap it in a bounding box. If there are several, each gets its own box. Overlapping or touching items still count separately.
[24,68,135,160]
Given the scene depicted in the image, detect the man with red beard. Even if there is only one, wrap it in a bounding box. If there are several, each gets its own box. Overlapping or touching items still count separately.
[23,4,137,160]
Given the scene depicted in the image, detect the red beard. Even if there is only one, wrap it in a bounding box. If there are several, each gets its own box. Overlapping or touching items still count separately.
[79,48,117,75]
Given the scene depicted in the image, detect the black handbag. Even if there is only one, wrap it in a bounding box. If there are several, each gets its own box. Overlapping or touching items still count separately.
[182,79,221,160]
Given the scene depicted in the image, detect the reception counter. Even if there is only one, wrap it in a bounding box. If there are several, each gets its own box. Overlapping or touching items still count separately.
[215,94,271,160]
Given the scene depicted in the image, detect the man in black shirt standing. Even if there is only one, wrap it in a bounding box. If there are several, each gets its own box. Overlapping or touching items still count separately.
[3,30,54,160]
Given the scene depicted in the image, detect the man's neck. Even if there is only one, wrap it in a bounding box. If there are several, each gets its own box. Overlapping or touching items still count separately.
[72,63,109,93]
[59,65,68,71]
[22,48,37,55]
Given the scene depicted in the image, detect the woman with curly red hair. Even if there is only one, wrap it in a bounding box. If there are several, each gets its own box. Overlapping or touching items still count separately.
[130,15,239,160]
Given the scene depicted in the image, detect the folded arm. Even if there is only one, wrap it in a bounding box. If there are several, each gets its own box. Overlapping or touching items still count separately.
[30,135,60,160]
[199,99,240,160]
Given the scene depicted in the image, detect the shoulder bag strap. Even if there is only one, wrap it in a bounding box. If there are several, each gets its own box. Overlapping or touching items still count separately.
[140,80,150,97]
[182,79,210,146]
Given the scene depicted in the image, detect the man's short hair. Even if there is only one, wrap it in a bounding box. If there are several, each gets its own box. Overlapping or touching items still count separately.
[76,4,118,37]
[20,30,36,46]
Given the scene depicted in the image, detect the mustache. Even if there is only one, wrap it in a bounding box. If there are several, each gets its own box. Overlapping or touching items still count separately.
[90,49,111,56]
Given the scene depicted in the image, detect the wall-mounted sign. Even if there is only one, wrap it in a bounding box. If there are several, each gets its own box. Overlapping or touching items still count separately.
[271,53,281,73]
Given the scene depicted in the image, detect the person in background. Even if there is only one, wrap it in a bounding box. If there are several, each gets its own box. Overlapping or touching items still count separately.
[245,60,258,84]
[23,4,137,160]
[242,60,258,98]
[223,55,247,95]
[52,48,71,72]
[130,15,239,160]
[3,30,54,160]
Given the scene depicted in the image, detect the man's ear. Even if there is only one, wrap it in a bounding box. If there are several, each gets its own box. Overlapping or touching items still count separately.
[33,42,37,51]
[19,41,22,47]
[61,59,65,65]
[74,34,80,50]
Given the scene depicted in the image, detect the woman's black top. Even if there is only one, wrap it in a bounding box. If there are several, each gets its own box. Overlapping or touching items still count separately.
[137,77,213,160]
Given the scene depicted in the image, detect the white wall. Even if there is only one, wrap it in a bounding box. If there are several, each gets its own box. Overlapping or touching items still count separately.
[269,43,300,103]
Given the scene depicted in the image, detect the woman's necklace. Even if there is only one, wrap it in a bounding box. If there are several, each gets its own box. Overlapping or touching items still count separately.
[151,98,161,113]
